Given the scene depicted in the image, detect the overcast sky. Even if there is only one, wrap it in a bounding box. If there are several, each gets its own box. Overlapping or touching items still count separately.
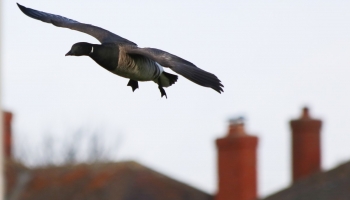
[3,0,350,198]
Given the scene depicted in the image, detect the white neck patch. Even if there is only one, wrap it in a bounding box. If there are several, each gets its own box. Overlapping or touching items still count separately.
[90,46,94,54]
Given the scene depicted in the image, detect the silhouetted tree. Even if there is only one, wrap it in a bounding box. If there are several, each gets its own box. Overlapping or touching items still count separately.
[14,126,122,167]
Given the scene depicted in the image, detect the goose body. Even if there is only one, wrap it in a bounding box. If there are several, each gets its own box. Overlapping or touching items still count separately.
[86,44,160,81]
[18,3,224,98]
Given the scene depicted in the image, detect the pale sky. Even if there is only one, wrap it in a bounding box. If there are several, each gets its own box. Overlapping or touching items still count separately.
[3,0,350,198]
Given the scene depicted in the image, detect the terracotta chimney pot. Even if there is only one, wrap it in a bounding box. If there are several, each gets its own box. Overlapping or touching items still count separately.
[290,107,322,182]
[216,117,258,200]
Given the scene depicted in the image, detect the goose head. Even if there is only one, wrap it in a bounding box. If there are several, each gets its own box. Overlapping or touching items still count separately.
[65,42,93,56]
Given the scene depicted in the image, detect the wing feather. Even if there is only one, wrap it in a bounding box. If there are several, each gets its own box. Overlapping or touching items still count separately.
[124,46,224,93]
[17,3,136,45]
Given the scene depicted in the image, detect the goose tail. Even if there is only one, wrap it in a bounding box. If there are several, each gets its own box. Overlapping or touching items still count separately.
[154,72,178,87]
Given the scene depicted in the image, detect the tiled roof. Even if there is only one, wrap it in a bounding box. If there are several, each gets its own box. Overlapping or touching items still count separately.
[6,160,213,200]
[263,161,350,200]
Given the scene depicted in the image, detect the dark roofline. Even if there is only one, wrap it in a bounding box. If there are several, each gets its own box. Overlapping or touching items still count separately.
[263,160,350,200]
[7,160,213,200]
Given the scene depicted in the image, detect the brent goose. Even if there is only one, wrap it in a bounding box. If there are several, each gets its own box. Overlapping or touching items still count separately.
[17,3,224,98]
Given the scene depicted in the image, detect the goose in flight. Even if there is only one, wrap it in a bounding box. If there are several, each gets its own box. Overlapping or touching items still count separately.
[17,3,224,98]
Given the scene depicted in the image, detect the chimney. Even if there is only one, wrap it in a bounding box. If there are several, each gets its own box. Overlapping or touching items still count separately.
[3,111,13,160]
[290,107,322,182]
[216,117,258,200]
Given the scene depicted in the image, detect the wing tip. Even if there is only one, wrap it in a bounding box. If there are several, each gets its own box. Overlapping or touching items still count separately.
[209,78,224,93]
[17,3,32,16]
[17,3,25,11]
[212,85,224,94]
[205,75,224,94]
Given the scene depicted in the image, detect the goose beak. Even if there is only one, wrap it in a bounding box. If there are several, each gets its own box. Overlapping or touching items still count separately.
[65,51,72,56]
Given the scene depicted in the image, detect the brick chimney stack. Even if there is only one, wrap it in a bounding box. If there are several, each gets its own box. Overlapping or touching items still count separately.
[290,107,322,182]
[3,111,13,160]
[216,117,258,200]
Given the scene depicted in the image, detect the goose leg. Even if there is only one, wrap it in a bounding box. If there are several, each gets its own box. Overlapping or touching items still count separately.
[157,78,167,98]
[127,79,138,92]
[158,85,167,98]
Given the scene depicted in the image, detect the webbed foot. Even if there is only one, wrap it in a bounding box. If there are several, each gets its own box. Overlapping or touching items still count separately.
[127,79,138,92]
[158,85,167,98]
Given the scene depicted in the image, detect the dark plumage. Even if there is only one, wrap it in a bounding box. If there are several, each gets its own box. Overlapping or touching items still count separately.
[17,3,224,98]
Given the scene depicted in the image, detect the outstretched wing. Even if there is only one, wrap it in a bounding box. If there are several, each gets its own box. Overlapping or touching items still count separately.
[124,46,224,93]
[17,3,136,45]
